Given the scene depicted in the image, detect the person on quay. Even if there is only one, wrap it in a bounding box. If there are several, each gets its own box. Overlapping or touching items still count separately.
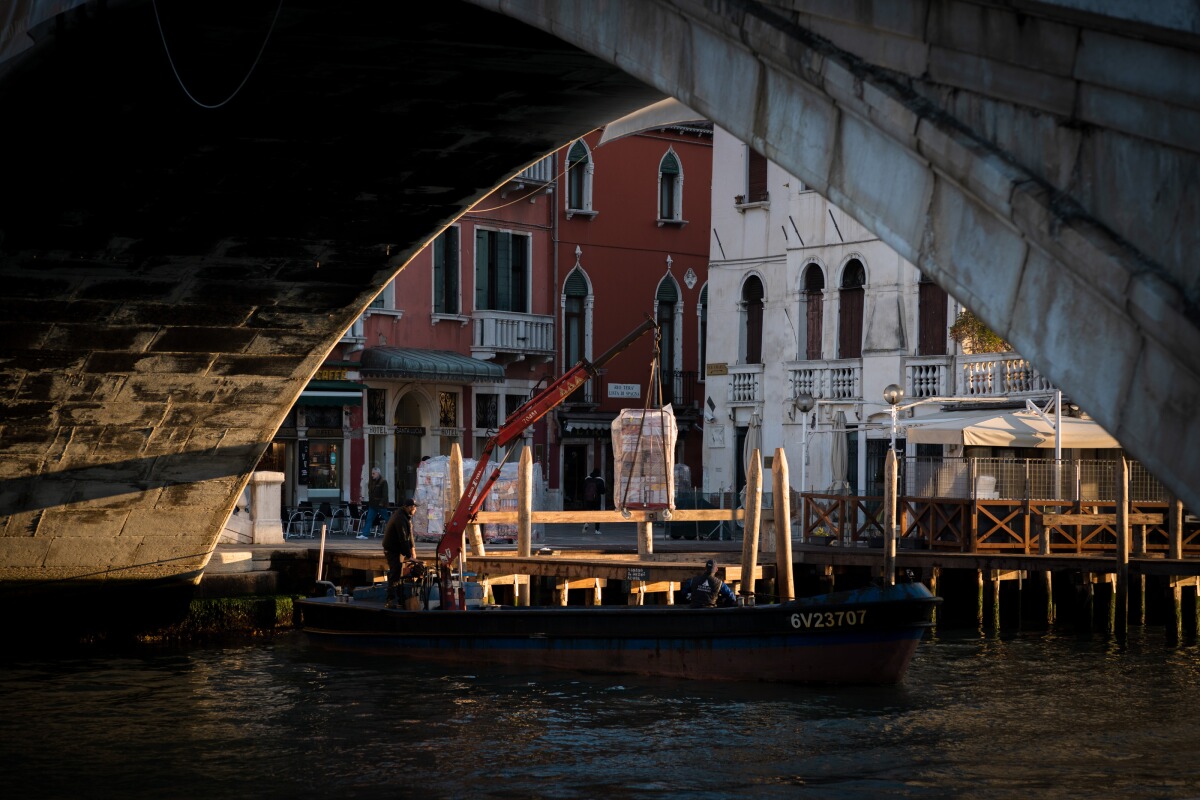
[681,559,738,608]
[582,468,606,535]
[383,497,417,608]
[359,466,390,539]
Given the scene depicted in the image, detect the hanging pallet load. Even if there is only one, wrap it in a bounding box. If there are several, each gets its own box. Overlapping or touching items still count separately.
[412,455,478,542]
[611,404,678,512]
[482,460,545,544]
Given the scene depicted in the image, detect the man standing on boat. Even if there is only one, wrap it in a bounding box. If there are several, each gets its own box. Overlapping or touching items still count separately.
[681,560,738,608]
[359,466,390,539]
[383,497,417,609]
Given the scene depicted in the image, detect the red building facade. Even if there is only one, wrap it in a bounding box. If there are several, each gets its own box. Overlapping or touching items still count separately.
[266,125,711,518]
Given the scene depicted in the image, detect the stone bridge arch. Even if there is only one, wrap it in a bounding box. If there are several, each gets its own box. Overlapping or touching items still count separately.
[0,0,1197,607]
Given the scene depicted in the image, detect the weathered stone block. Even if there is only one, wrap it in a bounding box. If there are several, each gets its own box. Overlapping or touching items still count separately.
[1078,83,1200,155]
[916,118,1025,220]
[149,326,259,354]
[1122,340,1200,504]
[688,23,760,141]
[762,65,839,197]
[927,2,1077,77]
[1076,30,1200,109]
[928,47,1076,117]
[211,354,308,378]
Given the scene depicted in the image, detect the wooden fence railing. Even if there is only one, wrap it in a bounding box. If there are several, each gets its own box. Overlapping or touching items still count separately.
[801,494,1200,555]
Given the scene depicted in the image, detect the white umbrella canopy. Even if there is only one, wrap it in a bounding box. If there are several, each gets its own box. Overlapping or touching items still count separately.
[828,410,851,494]
[904,410,1119,449]
[742,410,762,475]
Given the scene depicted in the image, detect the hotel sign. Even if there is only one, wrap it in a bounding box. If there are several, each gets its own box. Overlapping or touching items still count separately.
[705,362,729,376]
[364,425,390,436]
[394,426,426,436]
[608,383,641,399]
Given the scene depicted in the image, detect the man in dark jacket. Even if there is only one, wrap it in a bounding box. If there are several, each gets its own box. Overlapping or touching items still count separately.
[383,497,417,608]
[681,559,738,608]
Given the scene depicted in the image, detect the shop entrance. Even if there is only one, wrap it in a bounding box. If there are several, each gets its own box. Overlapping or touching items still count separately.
[394,393,425,503]
[563,443,588,509]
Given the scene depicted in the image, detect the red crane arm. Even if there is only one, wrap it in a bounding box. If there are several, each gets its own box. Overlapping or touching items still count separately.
[434,315,657,609]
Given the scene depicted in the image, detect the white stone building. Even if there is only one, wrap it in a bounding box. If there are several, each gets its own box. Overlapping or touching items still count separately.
[702,126,1059,503]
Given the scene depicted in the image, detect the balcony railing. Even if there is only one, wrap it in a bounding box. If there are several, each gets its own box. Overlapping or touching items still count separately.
[500,155,555,197]
[904,355,951,398]
[785,359,862,400]
[727,364,763,404]
[661,371,700,408]
[956,353,1053,397]
[471,310,555,363]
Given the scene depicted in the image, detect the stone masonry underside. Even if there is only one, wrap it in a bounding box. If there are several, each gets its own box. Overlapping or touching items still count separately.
[0,0,661,585]
[1,0,1198,590]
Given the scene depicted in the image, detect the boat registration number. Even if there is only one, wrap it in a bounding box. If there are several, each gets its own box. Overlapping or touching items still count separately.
[790,609,866,629]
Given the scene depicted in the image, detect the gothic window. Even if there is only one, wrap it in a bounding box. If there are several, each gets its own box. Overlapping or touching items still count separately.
[566,140,593,213]
[918,272,949,356]
[802,263,825,361]
[658,151,682,221]
[838,259,866,360]
[656,276,680,400]
[742,275,765,364]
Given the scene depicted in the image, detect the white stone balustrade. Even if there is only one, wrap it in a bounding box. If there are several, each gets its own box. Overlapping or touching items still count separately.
[472,310,555,360]
[785,360,863,400]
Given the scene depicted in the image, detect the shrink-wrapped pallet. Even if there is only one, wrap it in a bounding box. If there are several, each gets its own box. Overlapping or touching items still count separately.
[611,405,678,510]
[482,460,545,543]
[412,455,477,541]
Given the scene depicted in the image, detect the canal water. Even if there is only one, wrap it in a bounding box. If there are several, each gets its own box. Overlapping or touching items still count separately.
[2,628,1198,799]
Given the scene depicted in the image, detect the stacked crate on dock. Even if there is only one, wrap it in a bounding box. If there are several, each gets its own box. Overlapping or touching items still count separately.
[412,455,477,541]
[483,460,544,543]
[611,405,678,509]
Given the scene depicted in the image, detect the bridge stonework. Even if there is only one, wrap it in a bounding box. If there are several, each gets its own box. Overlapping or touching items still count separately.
[475,0,1200,506]
[1,0,1198,600]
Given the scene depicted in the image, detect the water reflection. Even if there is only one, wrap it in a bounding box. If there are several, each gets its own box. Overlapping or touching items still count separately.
[0,629,1197,799]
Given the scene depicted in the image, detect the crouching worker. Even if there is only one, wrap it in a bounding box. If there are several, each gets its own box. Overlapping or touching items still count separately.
[383,497,417,609]
[682,559,738,608]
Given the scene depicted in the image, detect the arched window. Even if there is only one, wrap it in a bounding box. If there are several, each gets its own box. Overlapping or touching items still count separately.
[742,275,765,364]
[656,276,681,402]
[658,151,682,222]
[918,272,949,356]
[566,140,594,215]
[838,259,866,359]
[801,263,825,360]
[563,268,592,402]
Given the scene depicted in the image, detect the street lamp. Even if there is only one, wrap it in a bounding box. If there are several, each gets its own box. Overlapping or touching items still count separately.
[883,383,904,452]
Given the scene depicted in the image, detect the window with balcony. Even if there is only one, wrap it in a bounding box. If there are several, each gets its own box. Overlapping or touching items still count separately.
[433,226,460,315]
[741,275,764,364]
[474,229,530,313]
[838,259,865,359]
[566,140,594,216]
[802,262,825,360]
[918,272,949,356]
[658,150,683,223]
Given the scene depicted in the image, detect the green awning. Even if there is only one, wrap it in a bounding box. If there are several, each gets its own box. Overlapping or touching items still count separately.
[361,347,504,383]
[298,379,363,406]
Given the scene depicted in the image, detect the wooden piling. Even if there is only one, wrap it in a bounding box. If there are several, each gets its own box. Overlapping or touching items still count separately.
[772,448,795,602]
[740,450,763,603]
[1115,456,1129,639]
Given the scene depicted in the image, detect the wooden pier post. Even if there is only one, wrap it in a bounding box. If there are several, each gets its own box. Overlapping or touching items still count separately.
[637,521,654,555]
[1166,496,1186,642]
[928,566,940,625]
[1036,507,1055,626]
[740,450,763,603]
[772,448,795,602]
[516,446,532,606]
[1115,456,1130,640]
[985,570,1001,633]
[883,449,897,585]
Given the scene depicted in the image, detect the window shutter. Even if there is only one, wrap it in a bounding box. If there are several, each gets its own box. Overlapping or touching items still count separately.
[475,229,489,310]
[747,149,768,202]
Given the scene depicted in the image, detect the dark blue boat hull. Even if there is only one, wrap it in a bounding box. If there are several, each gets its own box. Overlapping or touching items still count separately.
[299,582,940,684]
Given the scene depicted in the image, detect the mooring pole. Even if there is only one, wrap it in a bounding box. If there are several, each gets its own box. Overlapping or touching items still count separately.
[740,450,763,604]
[772,448,795,602]
[883,448,897,586]
[1115,456,1130,640]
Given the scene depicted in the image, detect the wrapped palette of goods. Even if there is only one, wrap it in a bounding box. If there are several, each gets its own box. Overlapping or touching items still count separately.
[611,405,678,510]
[411,455,477,542]
[482,460,545,543]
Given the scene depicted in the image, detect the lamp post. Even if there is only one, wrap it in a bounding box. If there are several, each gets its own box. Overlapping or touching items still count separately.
[882,384,903,584]
[883,383,904,452]
[794,392,814,493]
